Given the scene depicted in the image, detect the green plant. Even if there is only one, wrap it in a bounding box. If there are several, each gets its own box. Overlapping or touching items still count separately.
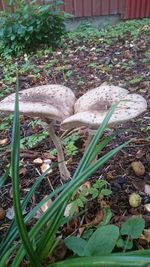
[20,131,49,149]
[129,77,143,85]
[0,114,14,131]
[0,0,66,56]
[69,179,112,216]
[63,133,80,156]
[1,81,150,267]
[64,217,145,256]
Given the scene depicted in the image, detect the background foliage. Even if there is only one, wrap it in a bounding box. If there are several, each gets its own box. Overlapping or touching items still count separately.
[0,0,66,56]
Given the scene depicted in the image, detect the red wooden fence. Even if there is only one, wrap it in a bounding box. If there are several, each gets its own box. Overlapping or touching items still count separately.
[124,0,150,19]
[63,0,125,17]
[0,0,150,19]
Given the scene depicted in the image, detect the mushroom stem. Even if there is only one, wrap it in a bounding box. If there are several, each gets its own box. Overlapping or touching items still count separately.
[46,123,70,181]
[84,133,94,152]
[84,131,98,163]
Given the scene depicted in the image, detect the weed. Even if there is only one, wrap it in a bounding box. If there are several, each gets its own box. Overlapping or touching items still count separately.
[69,179,112,216]
[129,77,143,85]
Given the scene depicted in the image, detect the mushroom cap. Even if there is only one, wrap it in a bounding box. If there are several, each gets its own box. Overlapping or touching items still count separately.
[0,84,76,121]
[61,86,147,130]
[74,85,129,113]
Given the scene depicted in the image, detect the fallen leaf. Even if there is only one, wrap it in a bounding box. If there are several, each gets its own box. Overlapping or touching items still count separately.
[144,229,150,242]
[144,204,150,212]
[0,138,8,146]
[136,150,145,159]
[40,163,52,174]
[40,196,52,213]
[0,207,5,220]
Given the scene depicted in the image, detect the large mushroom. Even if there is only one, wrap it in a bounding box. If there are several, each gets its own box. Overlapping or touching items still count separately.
[0,84,76,180]
[61,85,147,148]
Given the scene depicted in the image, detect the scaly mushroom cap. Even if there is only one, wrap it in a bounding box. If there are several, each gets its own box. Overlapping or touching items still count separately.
[0,85,76,121]
[61,85,147,130]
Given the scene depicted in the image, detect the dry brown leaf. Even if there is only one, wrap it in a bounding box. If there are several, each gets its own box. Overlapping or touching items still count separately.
[40,196,52,213]
[40,163,52,174]
[144,229,150,242]
[0,207,5,220]
[0,138,8,146]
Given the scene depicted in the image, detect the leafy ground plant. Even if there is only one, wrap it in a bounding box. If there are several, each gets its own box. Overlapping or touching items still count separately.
[0,0,66,56]
[65,217,145,256]
[0,81,150,267]
[68,179,112,216]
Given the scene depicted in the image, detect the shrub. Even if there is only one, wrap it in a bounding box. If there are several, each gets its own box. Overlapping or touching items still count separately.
[0,0,66,56]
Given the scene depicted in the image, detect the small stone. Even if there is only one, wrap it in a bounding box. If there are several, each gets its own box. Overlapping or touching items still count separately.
[145,184,150,196]
[131,161,145,176]
[33,158,43,164]
[143,195,150,204]
[0,138,8,146]
[6,207,15,220]
[43,159,52,164]
[129,193,141,208]
[0,207,5,220]
[144,204,150,212]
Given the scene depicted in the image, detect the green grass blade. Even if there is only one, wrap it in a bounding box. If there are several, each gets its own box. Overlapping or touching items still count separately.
[0,167,52,252]
[11,79,41,267]
[85,136,113,167]
[0,167,9,188]
[48,255,150,267]
[36,203,67,258]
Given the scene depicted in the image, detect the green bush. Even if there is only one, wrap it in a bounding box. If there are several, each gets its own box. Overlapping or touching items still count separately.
[0,0,66,56]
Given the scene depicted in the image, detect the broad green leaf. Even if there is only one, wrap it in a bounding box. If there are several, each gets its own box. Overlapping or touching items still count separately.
[84,225,119,256]
[121,218,145,239]
[65,237,87,257]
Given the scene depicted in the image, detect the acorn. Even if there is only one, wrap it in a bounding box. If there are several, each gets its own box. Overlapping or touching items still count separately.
[129,193,141,208]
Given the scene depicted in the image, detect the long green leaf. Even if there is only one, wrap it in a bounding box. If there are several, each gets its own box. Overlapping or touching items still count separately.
[0,183,67,258]
[12,140,129,266]
[36,203,66,258]
[48,256,150,267]
[11,79,41,267]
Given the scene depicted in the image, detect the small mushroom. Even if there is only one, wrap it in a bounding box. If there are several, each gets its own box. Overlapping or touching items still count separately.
[0,84,76,180]
[61,84,147,151]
